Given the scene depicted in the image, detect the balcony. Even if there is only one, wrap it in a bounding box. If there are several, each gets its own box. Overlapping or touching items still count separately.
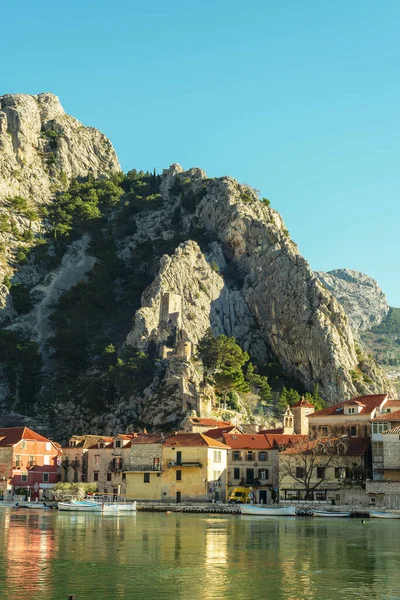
[109,460,123,472]
[125,463,163,472]
[70,460,80,469]
[61,459,70,468]
[167,460,201,468]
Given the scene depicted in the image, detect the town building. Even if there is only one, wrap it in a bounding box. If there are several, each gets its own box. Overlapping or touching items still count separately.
[61,434,111,484]
[308,394,389,438]
[278,436,371,503]
[161,433,230,502]
[86,435,132,497]
[0,427,60,500]
[370,409,400,481]
[124,433,166,501]
[291,397,315,434]
[181,416,232,434]
[223,432,306,504]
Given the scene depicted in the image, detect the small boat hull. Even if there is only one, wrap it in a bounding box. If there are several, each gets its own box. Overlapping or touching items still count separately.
[102,502,137,513]
[240,505,296,516]
[58,501,102,512]
[369,511,400,519]
[313,511,351,517]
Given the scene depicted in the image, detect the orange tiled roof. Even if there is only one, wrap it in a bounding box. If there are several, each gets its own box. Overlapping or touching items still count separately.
[0,427,51,446]
[383,400,400,407]
[203,426,239,440]
[223,433,273,450]
[383,426,400,434]
[163,433,229,449]
[280,436,369,456]
[292,397,315,409]
[130,434,167,444]
[309,394,388,418]
[371,408,400,422]
[265,434,307,448]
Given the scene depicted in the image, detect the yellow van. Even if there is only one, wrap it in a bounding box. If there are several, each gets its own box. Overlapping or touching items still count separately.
[228,487,252,504]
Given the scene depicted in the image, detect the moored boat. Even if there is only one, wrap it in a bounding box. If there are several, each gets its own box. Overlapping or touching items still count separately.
[58,500,102,512]
[312,510,350,517]
[369,511,400,519]
[101,502,137,513]
[240,505,296,516]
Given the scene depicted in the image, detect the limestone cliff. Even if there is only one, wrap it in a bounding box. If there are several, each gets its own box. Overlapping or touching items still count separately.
[126,165,393,405]
[0,92,120,327]
[316,269,390,334]
[0,92,119,203]
[0,95,394,435]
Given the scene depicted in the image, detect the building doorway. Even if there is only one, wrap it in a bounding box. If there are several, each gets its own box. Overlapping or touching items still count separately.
[176,491,181,504]
[259,490,267,505]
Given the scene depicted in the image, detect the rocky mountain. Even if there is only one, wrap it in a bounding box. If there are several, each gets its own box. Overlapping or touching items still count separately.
[0,92,120,326]
[0,92,119,202]
[316,269,399,391]
[0,93,394,438]
[315,269,390,334]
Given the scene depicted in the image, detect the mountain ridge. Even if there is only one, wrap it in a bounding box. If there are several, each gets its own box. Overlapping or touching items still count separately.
[0,93,394,437]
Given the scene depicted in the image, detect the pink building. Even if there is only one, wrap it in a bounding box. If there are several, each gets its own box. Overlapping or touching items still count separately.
[0,427,60,500]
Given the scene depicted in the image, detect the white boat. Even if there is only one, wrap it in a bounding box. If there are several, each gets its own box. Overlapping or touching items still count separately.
[101,502,137,513]
[240,505,296,516]
[58,500,102,512]
[20,502,49,510]
[313,510,351,517]
[369,511,400,519]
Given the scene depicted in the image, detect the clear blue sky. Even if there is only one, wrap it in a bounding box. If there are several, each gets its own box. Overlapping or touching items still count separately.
[2,0,399,305]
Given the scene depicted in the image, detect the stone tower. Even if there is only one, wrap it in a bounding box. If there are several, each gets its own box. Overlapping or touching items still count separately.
[283,406,294,435]
[292,397,315,435]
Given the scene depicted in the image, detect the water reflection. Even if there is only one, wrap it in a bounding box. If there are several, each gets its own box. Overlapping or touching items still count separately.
[0,510,400,599]
[3,511,55,600]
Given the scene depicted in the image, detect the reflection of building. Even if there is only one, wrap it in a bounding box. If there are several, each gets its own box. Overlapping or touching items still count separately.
[0,427,60,500]
[3,512,55,597]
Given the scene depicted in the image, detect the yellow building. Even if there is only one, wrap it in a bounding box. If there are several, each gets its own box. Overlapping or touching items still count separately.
[125,433,230,503]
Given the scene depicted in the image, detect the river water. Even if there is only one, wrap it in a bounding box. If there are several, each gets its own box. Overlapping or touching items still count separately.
[0,508,399,600]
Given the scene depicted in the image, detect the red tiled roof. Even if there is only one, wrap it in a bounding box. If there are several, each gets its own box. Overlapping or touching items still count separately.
[163,433,229,449]
[265,434,307,449]
[130,434,167,445]
[0,427,51,446]
[280,436,369,456]
[371,409,400,422]
[203,426,239,440]
[292,397,315,409]
[384,400,400,407]
[309,394,388,418]
[223,433,273,450]
[259,428,284,435]
[383,426,400,434]
[189,418,231,428]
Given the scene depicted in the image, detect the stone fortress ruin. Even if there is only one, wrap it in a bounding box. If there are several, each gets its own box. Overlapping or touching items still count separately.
[159,293,194,361]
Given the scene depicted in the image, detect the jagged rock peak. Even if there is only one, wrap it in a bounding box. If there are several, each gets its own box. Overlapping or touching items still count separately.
[127,166,394,403]
[0,92,120,203]
[315,268,389,333]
